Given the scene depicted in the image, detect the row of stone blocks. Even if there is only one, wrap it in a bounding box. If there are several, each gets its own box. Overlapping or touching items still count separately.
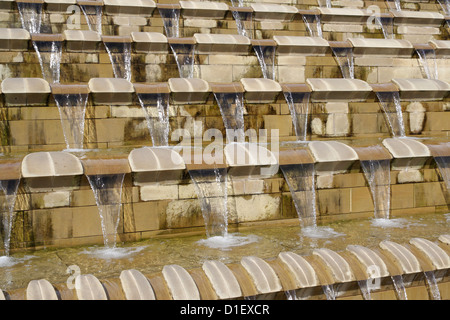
[3,235,449,300]
[0,77,448,106]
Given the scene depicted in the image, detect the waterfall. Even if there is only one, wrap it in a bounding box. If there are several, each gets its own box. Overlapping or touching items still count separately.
[358,280,373,300]
[253,45,276,80]
[189,167,229,238]
[322,284,336,300]
[17,1,42,34]
[360,148,391,220]
[0,179,20,257]
[80,4,102,34]
[430,143,450,195]
[87,173,125,248]
[283,91,311,141]
[424,271,441,300]
[169,42,195,78]
[159,7,180,38]
[375,91,406,137]
[416,48,438,80]
[280,163,317,228]
[387,0,402,11]
[213,92,246,143]
[137,92,170,147]
[437,0,450,15]
[104,41,132,82]
[302,14,323,38]
[53,92,88,151]
[375,16,394,39]
[318,0,332,8]
[331,47,355,79]
[32,40,63,83]
[391,275,408,300]
[230,0,253,38]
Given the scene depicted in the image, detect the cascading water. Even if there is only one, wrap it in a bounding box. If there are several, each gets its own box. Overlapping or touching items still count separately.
[280,163,317,228]
[429,143,450,195]
[416,48,438,80]
[376,16,394,39]
[253,44,276,80]
[437,0,450,15]
[0,179,20,257]
[423,271,441,300]
[360,148,391,220]
[230,0,253,38]
[331,47,355,79]
[213,92,246,143]
[80,3,102,34]
[302,15,323,38]
[32,40,63,83]
[159,7,180,38]
[53,93,88,151]
[87,173,126,249]
[358,280,373,300]
[283,91,311,141]
[137,92,170,147]
[322,284,336,300]
[391,275,408,300]
[17,1,42,34]
[189,167,229,239]
[375,91,406,137]
[169,42,195,79]
[104,41,132,82]
[387,0,402,11]
[318,0,332,8]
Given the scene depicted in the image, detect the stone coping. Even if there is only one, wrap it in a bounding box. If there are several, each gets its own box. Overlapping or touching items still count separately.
[391,9,444,27]
[391,78,450,101]
[250,3,298,21]
[306,78,372,102]
[308,141,359,163]
[131,31,168,53]
[63,30,101,52]
[1,78,51,106]
[21,151,83,178]
[0,159,22,180]
[81,158,131,176]
[168,78,211,104]
[50,83,90,95]
[317,7,371,24]
[348,38,414,58]
[179,0,229,19]
[128,146,185,173]
[0,28,30,51]
[209,82,244,93]
[277,148,315,166]
[44,0,76,12]
[429,40,450,57]
[133,82,170,94]
[273,36,330,56]
[193,33,251,54]
[352,145,393,161]
[424,142,450,158]
[4,235,450,300]
[240,78,282,103]
[102,0,156,16]
[382,137,431,159]
[88,78,134,105]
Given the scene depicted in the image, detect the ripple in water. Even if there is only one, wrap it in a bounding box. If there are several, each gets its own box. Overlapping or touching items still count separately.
[301,226,345,239]
[196,233,260,251]
[0,255,36,268]
[80,246,147,260]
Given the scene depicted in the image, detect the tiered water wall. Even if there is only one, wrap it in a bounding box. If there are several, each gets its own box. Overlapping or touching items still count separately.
[0,0,449,300]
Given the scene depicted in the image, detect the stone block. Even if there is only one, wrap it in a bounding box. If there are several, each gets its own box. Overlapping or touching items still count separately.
[397,169,424,184]
[140,184,178,201]
[234,194,281,222]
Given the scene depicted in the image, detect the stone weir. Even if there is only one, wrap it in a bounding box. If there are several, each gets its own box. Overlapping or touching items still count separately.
[2,234,449,300]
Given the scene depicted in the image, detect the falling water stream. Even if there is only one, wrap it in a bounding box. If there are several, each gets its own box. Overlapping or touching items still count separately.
[80,4,102,34]
[17,1,42,34]
[137,93,171,147]
[391,275,408,300]
[86,173,126,249]
[416,48,439,80]
[104,42,132,81]
[375,91,406,137]
[0,179,20,257]
[213,92,246,143]
[159,7,181,38]
[331,47,355,79]
[253,45,276,80]
[53,93,88,151]
[302,14,323,38]
[424,271,441,300]
[32,40,63,83]
[283,91,311,141]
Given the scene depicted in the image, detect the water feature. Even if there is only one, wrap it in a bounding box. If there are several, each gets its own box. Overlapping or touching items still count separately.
[301,14,323,38]
[416,48,438,80]
[253,43,276,80]
[391,275,408,300]
[0,179,20,257]
[283,91,311,141]
[230,0,253,38]
[358,280,373,300]
[32,38,63,83]
[280,163,317,228]
[424,271,441,300]
[330,46,355,79]
[159,6,181,38]
[376,15,394,39]
[189,167,229,239]
[318,0,332,8]
[17,1,43,34]
[53,91,89,151]
[387,0,402,11]
[103,40,132,82]
[359,147,391,220]
[169,40,196,79]
[136,92,171,147]
[213,92,246,143]
[375,91,406,137]
[322,284,336,300]
[437,0,450,15]
[79,2,103,34]
[86,173,126,249]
